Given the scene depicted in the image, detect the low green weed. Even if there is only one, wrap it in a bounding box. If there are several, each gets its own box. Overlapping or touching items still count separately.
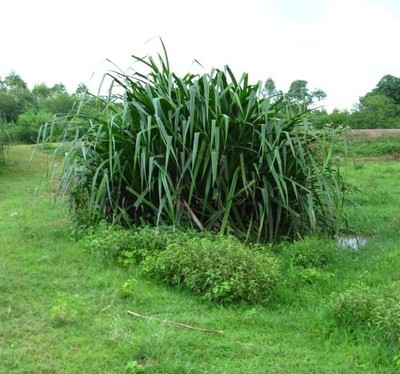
[130,322,172,370]
[3,144,400,372]
[298,267,335,285]
[50,292,84,326]
[334,134,400,158]
[281,236,340,268]
[330,281,400,345]
[375,282,400,344]
[117,277,138,299]
[142,233,280,304]
[330,283,379,329]
[86,226,168,265]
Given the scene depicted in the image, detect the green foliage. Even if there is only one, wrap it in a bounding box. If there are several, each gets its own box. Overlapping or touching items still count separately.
[86,226,168,265]
[2,144,400,372]
[0,116,9,162]
[347,74,400,129]
[349,95,400,129]
[330,281,400,351]
[13,110,53,143]
[330,284,379,329]
[282,236,340,268]
[272,236,338,299]
[117,276,138,298]
[0,72,35,122]
[308,108,351,129]
[86,225,280,304]
[42,92,75,115]
[0,93,21,122]
[334,134,400,158]
[308,74,400,131]
[130,323,171,371]
[53,48,346,242]
[374,283,400,344]
[142,233,280,303]
[0,73,77,143]
[287,80,327,110]
[297,267,334,285]
[50,292,84,326]
[369,74,400,105]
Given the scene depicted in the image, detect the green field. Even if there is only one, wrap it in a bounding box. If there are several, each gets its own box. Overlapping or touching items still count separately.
[1,144,400,373]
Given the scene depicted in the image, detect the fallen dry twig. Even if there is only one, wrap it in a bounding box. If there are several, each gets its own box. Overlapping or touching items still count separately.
[99,300,114,313]
[127,310,224,334]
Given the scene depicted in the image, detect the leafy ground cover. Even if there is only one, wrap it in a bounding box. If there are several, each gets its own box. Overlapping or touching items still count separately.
[1,144,399,372]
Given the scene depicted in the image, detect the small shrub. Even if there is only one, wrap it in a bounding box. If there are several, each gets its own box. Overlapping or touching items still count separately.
[131,323,171,369]
[142,233,280,304]
[298,267,334,285]
[283,236,340,268]
[15,110,53,143]
[86,226,168,265]
[50,292,83,326]
[330,284,379,329]
[375,282,400,343]
[376,301,400,343]
[330,281,400,352]
[117,277,138,299]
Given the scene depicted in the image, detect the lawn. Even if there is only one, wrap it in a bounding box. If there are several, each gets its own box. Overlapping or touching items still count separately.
[0,144,399,373]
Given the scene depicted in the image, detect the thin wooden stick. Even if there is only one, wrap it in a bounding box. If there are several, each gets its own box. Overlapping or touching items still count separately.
[99,300,114,313]
[127,310,224,334]
[182,200,204,230]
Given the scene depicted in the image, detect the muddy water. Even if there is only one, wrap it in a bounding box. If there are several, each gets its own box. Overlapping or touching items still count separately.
[338,234,367,250]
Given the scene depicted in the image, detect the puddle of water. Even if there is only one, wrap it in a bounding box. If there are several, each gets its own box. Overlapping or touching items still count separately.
[338,234,367,250]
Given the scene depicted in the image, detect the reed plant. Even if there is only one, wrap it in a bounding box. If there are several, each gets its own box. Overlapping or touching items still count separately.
[51,47,346,242]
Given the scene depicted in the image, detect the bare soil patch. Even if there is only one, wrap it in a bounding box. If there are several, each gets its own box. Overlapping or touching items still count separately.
[347,129,400,138]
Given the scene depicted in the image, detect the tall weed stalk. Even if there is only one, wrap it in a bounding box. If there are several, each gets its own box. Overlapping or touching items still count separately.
[0,115,10,162]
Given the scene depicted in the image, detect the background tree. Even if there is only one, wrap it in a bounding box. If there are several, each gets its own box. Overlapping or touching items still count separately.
[0,72,35,122]
[0,72,78,143]
[75,83,89,98]
[369,75,400,105]
[42,91,75,115]
[263,78,278,97]
[348,94,400,129]
[32,83,52,107]
[347,75,400,129]
[287,80,327,110]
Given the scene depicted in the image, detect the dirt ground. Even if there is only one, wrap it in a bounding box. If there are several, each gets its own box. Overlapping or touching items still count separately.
[347,129,400,137]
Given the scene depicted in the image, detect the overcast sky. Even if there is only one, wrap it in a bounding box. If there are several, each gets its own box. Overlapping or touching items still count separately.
[1,0,399,112]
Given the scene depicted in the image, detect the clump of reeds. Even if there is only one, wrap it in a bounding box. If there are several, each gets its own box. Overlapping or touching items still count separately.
[50,46,346,242]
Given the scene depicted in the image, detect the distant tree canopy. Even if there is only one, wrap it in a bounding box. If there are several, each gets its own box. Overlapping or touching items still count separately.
[263,77,327,111]
[303,74,400,129]
[369,75,400,105]
[347,74,400,128]
[260,74,400,129]
[287,80,327,109]
[1,69,399,146]
[0,72,83,143]
[0,72,35,122]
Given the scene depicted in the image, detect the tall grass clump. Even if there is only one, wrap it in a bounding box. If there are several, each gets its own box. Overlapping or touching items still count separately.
[51,46,346,242]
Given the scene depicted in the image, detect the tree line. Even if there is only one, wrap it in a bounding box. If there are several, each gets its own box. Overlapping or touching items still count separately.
[1,71,400,146]
[274,74,400,129]
[0,72,87,143]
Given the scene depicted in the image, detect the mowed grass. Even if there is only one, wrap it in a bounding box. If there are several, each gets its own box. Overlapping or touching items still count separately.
[1,145,399,372]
